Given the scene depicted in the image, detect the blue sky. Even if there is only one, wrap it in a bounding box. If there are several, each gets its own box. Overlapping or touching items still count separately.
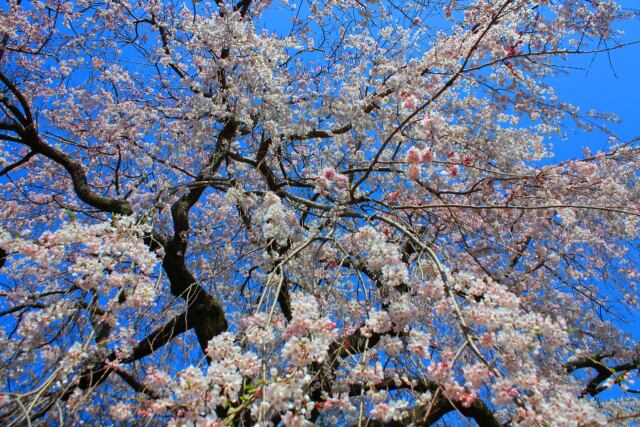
[549,5,640,160]
[544,5,640,407]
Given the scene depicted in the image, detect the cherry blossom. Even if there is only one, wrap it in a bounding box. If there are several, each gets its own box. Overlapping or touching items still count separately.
[0,0,638,425]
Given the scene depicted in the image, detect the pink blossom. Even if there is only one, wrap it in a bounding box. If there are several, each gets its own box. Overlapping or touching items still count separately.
[421,148,434,163]
[406,147,422,164]
[110,402,133,422]
[401,92,419,110]
[407,164,421,180]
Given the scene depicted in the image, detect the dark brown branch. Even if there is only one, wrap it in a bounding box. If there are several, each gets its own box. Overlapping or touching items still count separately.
[0,70,132,215]
[162,121,236,352]
[0,70,32,125]
[349,378,501,427]
[20,125,133,215]
[277,276,292,322]
[0,150,33,177]
[64,310,191,399]
[565,352,640,397]
[114,369,160,399]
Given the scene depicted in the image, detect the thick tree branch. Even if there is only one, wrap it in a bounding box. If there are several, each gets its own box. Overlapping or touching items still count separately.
[565,352,640,397]
[162,121,237,352]
[349,378,501,427]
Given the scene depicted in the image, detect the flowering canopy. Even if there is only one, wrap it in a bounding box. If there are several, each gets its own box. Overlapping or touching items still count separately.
[0,0,639,425]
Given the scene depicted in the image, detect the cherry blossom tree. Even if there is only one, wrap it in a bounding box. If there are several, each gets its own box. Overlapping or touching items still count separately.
[1,0,639,425]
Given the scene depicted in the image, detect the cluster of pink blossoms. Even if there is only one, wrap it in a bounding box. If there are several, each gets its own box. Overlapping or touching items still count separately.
[315,167,349,196]
[352,226,409,288]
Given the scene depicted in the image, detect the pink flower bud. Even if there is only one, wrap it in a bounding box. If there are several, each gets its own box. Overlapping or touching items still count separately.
[421,148,434,163]
[406,147,421,164]
[407,164,421,180]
